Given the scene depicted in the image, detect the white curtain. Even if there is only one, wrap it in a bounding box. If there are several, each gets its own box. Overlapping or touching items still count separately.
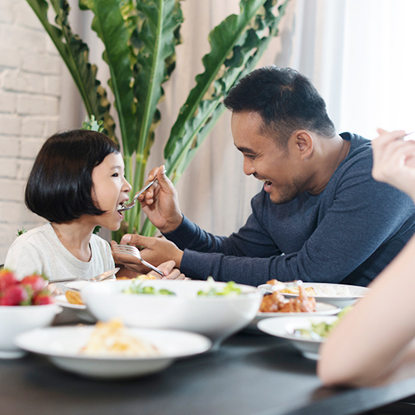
[295,0,415,138]
[59,0,415,240]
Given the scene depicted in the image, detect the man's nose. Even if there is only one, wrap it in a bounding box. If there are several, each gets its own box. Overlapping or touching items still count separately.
[243,158,255,176]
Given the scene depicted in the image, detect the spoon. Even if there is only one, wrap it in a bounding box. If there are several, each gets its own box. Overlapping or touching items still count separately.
[118,178,158,212]
[50,268,120,284]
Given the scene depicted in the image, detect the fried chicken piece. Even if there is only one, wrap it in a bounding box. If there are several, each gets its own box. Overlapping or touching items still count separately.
[259,291,287,312]
[297,285,316,312]
[259,285,316,313]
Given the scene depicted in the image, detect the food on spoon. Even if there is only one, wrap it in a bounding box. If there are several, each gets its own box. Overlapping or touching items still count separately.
[260,285,316,313]
[267,279,316,296]
[197,277,242,296]
[65,290,84,305]
[80,319,159,357]
[0,269,53,306]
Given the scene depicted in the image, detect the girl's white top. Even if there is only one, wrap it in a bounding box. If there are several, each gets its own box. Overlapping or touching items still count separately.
[4,223,114,281]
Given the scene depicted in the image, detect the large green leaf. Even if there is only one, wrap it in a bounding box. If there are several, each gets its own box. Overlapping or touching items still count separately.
[26,0,116,140]
[133,0,183,157]
[164,0,290,181]
[79,0,136,154]
[123,0,182,234]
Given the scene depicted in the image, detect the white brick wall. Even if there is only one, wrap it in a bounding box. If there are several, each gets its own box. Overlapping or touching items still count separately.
[0,0,62,263]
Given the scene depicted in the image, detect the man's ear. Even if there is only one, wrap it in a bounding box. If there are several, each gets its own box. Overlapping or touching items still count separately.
[293,130,313,160]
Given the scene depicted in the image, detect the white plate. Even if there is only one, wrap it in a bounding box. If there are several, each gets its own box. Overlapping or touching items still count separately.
[258,316,338,360]
[258,282,369,307]
[64,277,117,291]
[54,295,96,323]
[15,326,211,379]
[247,302,340,332]
[64,280,89,291]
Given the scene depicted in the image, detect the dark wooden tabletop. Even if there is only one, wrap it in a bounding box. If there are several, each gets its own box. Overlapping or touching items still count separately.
[2,311,415,415]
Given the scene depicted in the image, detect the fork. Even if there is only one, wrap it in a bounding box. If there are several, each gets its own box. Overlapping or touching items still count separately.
[118,177,158,212]
[112,243,164,277]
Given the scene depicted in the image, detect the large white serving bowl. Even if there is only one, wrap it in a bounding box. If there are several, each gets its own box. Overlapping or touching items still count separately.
[81,279,263,349]
[0,304,62,359]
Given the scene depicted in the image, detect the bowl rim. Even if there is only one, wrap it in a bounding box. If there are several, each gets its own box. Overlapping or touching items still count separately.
[0,303,61,310]
[81,279,262,301]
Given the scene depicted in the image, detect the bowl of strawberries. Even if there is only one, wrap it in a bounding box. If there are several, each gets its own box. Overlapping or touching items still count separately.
[0,269,61,358]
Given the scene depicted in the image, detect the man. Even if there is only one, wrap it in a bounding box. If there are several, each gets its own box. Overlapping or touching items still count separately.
[114,66,415,287]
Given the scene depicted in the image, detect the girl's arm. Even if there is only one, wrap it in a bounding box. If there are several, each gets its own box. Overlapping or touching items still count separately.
[318,129,415,387]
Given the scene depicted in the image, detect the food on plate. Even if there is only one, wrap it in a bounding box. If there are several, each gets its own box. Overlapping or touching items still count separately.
[197,277,242,296]
[260,284,316,313]
[80,319,160,357]
[123,280,175,295]
[294,307,352,339]
[135,274,158,280]
[65,290,84,305]
[267,280,353,297]
[0,269,53,306]
[312,284,351,297]
[267,279,316,296]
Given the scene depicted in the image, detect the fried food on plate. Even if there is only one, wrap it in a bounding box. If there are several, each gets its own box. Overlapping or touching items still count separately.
[267,279,316,296]
[65,290,84,305]
[260,285,316,313]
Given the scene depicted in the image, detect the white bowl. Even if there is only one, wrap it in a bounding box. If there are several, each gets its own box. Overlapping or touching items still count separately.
[0,304,62,359]
[81,280,263,349]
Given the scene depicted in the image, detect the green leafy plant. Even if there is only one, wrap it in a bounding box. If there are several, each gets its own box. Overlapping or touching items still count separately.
[26,0,290,240]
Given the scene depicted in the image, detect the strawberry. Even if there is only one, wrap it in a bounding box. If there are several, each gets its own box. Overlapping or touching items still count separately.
[0,270,18,294]
[32,291,54,305]
[0,285,30,306]
[21,274,48,295]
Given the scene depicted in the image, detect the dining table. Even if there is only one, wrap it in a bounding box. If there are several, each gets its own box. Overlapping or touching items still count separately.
[2,308,415,415]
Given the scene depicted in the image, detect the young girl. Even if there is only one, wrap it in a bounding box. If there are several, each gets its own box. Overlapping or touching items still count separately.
[5,129,182,281]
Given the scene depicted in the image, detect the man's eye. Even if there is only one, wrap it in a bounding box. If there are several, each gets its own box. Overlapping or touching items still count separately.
[245,154,256,160]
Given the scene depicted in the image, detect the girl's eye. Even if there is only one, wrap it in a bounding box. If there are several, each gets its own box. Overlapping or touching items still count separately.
[112,173,119,177]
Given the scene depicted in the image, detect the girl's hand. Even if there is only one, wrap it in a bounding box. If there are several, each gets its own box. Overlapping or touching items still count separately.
[152,260,187,280]
[372,128,415,201]
[112,234,184,273]
[138,166,183,233]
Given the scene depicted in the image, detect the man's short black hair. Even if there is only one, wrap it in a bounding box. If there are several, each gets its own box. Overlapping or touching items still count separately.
[224,66,336,146]
[25,129,120,223]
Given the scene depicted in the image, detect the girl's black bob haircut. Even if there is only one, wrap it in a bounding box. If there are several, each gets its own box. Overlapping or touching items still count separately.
[25,129,120,223]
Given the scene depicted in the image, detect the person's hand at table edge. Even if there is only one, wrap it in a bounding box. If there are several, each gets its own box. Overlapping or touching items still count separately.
[138,165,184,234]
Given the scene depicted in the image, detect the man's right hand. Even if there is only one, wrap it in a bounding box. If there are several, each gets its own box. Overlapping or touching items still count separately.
[138,165,183,234]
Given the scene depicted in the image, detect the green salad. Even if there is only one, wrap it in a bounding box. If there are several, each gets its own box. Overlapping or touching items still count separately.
[295,307,352,340]
[197,277,242,296]
[123,280,175,296]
